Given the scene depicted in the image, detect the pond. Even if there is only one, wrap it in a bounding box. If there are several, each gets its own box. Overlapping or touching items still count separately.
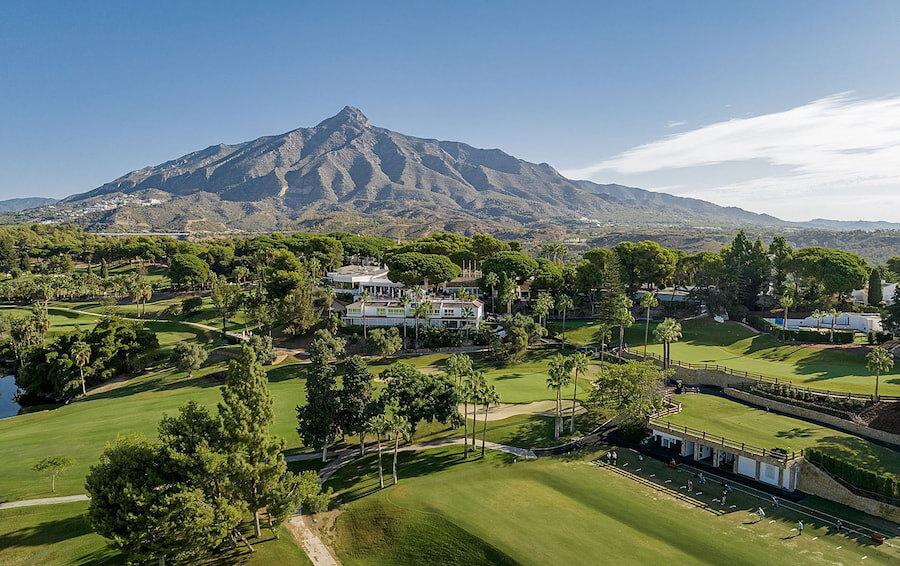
[0,375,22,419]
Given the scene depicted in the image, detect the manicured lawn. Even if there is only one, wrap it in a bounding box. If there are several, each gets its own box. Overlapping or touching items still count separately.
[0,361,308,502]
[0,501,310,566]
[326,446,899,565]
[662,394,900,478]
[553,318,900,396]
[367,349,597,404]
[0,306,100,337]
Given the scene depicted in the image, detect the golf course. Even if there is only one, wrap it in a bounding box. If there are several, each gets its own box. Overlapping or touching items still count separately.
[555,318,900,396]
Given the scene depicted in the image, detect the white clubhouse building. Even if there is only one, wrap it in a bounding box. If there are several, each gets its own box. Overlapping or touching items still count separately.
[343,298,484,329]
[324,265,405,299]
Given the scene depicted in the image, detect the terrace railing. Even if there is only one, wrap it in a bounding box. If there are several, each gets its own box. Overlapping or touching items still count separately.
[648,418,804,463]
[621,346,900,403]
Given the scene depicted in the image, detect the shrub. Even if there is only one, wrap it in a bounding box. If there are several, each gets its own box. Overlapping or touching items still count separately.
[248,334,276,365]
[181,296,204,315]
[806,448,900,504]
[420,325,462,349]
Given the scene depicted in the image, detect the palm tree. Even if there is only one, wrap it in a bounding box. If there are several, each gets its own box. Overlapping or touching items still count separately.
[616,297,634,353]
[388,412,411,485]
[811,309,825,332]
[479,383,501,458]
[556,294,574,347]
[484,272,499,313]
[547,354,572,439]
[640,291,659,356]
[654,317,682,369]
[596,322,613,366]
[866,347,894,402]
[461,306,475,340]
[359,289,372,339]
[71,341,91,396]
[500,277,516,314]
[534,292,554,329]
[397,295,411,348]
[568,352,589,434]
[413,302,429,351]
[779,294,794,331]
[828,308,839,342]
[366,414,391,488]
[460,371,481,458]
[139,282,152,318]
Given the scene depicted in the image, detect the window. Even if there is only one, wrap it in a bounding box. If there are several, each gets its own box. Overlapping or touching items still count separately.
[348,307,361,314]
[376,307,386,316]
[443,309,455,316]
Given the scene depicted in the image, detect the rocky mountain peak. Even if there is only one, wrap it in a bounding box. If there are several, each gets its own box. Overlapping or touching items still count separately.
[316,105,369,129]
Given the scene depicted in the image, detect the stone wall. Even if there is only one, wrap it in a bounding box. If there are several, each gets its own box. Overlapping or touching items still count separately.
[725,388,900,448]
[619,350,754,389]
[798,461,900,523]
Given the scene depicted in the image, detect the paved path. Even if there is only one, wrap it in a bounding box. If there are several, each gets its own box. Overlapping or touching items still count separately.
[285,515,341,566]
[0,494,89,510]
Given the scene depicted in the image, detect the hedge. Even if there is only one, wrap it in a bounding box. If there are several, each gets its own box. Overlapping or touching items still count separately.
[806,448,900,505]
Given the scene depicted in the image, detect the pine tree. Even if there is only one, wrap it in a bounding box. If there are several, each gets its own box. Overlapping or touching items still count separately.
[219,346,297,539]
[297,351,342,462]
[868,268,883,306]
[340,355,374,456]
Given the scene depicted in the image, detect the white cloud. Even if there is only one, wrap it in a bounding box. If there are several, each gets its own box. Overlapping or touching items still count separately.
[562,94,900,221]
[666,120,686,128]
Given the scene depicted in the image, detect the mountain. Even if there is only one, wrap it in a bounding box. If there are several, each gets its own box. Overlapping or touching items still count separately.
[796,218,900,232]
[573,180,786,227]
[0,197,57,212]
[3,107,882,235]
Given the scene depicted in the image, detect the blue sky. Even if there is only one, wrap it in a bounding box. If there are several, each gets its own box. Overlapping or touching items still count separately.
[2,1,899,221]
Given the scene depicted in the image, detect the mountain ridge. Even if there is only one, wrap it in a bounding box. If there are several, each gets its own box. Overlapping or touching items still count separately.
[5,106,898,233]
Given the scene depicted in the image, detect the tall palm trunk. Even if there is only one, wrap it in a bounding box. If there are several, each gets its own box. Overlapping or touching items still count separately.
[463,397,469,458]
[321,443,328,462]
[875,370,881,401]
[392,433,400,485]
[555,387,562,439]
[561,310,567,347]
[80,367,86,396]
[481,402,489,458]
[570,372,578,434]
[402,315,407,348]
[644,308,651,355]
[471,401,477,449]
[376,434,384,488]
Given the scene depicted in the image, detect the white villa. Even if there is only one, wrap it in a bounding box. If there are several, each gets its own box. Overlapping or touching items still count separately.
[342,298,484,330]
[324,265,405,299]
[763,312,883,334]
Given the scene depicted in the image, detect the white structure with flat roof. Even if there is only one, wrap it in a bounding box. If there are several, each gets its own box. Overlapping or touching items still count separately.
[324,265,405,298]
[342,298,484,330]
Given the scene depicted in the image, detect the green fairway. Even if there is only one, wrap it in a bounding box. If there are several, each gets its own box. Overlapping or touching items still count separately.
[554,318,900,396]
[0,361,308,502]
[0,306,100,337]
[662,394,900,478]
[0,500,310,566]
[367,349,597,404]
[327,447,899,565]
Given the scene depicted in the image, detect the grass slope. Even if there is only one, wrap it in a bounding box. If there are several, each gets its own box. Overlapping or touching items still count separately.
[328,447,899,565]
[0,501,311,566]
[554,318,900,395]
[0,361,308,502]
[662,394,900,478]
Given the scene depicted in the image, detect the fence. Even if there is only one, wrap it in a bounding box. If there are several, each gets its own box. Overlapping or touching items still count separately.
[622,346,900,403]
[648,418,803,463]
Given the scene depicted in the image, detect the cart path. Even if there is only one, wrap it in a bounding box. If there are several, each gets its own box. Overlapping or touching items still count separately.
[285,514,341,566]
[460,399,586,421]
[0,494,89,510]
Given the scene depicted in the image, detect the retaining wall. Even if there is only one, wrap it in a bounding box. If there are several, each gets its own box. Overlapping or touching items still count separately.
[724,388,900,448]
[798,460,900,523]
[619,351,754,389]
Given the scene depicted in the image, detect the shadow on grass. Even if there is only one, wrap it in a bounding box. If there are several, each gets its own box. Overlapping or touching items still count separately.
[0,514,122,565]
[774,427,818,440]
